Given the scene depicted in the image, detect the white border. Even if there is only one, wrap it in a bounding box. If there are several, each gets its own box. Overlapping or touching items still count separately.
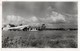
[0,0,2,49]
[1,0,78,2]
[0,0,79,51]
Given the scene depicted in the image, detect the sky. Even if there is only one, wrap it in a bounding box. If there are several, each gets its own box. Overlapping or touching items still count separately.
[2,2,77,28]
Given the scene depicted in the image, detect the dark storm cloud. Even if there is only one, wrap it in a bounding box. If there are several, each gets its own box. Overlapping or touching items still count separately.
[3,2,77,17]
[3,2,50,17]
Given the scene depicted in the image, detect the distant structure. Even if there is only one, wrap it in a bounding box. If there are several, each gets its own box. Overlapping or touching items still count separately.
[41,24,46,30]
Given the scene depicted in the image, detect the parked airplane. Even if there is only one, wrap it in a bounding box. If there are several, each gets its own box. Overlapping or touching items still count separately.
[3,25,29,31]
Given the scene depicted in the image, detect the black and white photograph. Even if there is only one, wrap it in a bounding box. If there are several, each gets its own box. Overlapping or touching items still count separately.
[2,2,78,48]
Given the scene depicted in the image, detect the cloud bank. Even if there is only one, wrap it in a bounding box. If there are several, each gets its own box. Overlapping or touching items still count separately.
[2,11,66,26]
[3,11,66,25]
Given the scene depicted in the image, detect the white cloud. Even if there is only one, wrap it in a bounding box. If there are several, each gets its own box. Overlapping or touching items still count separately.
[26,16,38,22]
[7,15,26,24]
[50,13,66,22]
[5,15,39,25]
[39,11,66,23]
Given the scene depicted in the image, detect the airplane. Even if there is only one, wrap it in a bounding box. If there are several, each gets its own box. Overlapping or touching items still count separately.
[2,25,29,31]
